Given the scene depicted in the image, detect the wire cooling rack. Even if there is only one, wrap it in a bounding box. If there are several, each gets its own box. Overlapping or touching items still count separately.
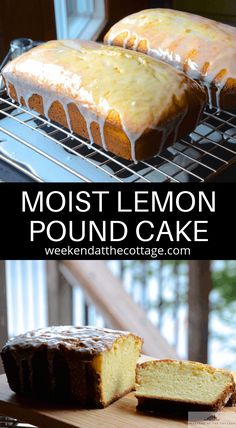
[0,417,16,427]
[0,416,35,427]
[1,91,236,182]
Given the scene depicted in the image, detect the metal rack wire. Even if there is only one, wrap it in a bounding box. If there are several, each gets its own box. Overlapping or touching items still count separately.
[1,91,236,182]
[0,416,35,427]
[0,417,16,427]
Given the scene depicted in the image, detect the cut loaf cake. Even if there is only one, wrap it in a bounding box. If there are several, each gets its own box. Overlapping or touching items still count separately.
[1,326,143,408]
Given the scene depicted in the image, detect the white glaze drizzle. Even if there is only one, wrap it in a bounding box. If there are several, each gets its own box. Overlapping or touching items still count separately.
[159,128,168,154]
[173,109,185,145]
[64,104,72,131]
[29,355,34,391]
[122,31,131,49]
[5,79,10,98]
[6,75,106,149]
[205,82,213,110]
[132,34,140,51]
[106,8,236,111]
[47,349,56,393]
[10,350,35,393]
[17,357,24,392]
[2,39,199,161]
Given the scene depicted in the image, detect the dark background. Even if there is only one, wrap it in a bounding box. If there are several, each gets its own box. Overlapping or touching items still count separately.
[0,183,235,259]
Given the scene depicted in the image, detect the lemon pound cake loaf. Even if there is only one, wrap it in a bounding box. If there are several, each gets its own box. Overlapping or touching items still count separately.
[105,9,236,110]
[2,40,206,161]
[1,326,143,408]
[135,360,235,414]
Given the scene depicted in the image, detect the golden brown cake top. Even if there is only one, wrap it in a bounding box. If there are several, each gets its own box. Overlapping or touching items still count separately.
[2,326,138,357]
[2,39,197,160]
[137,359,234,377]
[105,8,236,108]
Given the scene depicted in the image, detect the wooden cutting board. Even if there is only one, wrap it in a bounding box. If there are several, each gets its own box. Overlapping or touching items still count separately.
[0,362,235,428]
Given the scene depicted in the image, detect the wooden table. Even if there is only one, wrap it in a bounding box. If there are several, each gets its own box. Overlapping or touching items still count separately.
[0,370,235,428]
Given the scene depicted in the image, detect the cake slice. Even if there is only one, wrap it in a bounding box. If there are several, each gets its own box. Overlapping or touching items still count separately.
[135,360,235,414]
[1,326,143,408]
[226,372,236,407]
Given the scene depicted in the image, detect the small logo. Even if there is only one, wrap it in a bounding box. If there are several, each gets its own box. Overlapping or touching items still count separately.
[188,411,236,427]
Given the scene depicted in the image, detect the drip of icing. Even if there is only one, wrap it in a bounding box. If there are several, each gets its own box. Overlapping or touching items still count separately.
[123,31,131,49]
[159,128,168,154]
[121,121,143,163]
[28,354,34,391]
[132,34,141,51]
[80,105,95,145]
[204,82,213,110]
[16,356,24,392]
[42,96,53,120]
[5,79,14,104]
[10,350,35,393]
[64,102,72,132]
[194,96,204,130]
[97,116,107,150]
[215,86,222,113]
[47,349,56,393]
[156,121,175,155]
[105,8,236,111]
[215,78,228,113]
[2,39,200,161]
[174,105,189,146]
[85,115,95,145]
[19,359,24,392]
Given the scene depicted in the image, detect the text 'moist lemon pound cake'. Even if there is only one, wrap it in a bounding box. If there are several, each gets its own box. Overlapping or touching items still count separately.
[1,326,143,408]
[2,40,206,161]
[105,9,236,110]
[135,360,235,414]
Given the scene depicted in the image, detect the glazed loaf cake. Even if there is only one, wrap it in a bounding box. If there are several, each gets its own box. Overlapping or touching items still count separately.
[135,360,235,414]
[2,40,206,161]
[105,9,236,110]
[1,326,143,408]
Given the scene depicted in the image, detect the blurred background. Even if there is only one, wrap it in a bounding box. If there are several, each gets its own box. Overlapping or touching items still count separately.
[0,259,236,375]
[1,0,236,63]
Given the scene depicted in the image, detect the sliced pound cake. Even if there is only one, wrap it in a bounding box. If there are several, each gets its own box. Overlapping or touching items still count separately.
[135,359,235,414]
[227,372,236,407]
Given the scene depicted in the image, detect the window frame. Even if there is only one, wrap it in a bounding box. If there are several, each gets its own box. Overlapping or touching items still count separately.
[53,0,106,40]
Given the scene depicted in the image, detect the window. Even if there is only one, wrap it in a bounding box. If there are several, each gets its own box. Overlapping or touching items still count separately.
[53,0,106,40]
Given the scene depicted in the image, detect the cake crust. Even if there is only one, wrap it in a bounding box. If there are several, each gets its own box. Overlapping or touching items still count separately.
[136,395,232,414]
[1,326,134,357]
[104,9,236,110]
[226,372,236,407]
[2,40,206,161]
